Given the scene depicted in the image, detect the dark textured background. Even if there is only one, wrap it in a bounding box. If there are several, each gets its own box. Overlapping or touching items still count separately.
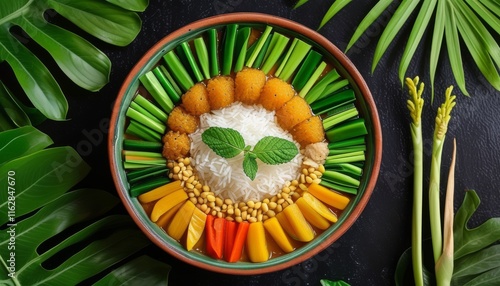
[3,0,500,285]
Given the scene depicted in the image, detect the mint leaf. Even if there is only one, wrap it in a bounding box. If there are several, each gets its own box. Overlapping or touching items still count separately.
[202,127,245,158]
[243,153,258,180]
[252,136,298,164]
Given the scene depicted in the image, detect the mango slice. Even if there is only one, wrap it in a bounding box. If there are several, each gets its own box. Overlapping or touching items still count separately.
[307,183,350,210]
[155,201,184,229]
[167,200,196,241]
[302,192,338,223]
[186,207,207,251]
[246,221,269,262]
[263,217,295,253]
[138,180,183,203]
[296,197,331,230]
[150,189,188,222]
[283,204,315,242]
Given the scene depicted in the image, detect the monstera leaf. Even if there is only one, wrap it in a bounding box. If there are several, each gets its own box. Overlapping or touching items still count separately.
[0,0,148,124]
[0,127,170,285]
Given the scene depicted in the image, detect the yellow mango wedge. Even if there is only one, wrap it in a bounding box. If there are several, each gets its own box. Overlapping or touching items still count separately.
[283,204,315,242]
[276,211,298,240]
[138,180,183,203]
[150,189,188,222]
[167,200,196,241]
[263,217,294,253]
[296,197,331,230]
[307,183,350,210]
[302,192,338,223]
[156,201,184,229]
[246,221,269,262]
[186,207,207,251]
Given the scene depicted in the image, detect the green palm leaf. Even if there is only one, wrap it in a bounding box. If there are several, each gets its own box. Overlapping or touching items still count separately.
[444,1,467,98]
[345,0,392,52]
[429,0,446,101]
[0,0,146,121]
[307,0,500,97]
[372,0,420,73]
[0,127,170,285]
[398,0,437,89]
[318,0,353,30]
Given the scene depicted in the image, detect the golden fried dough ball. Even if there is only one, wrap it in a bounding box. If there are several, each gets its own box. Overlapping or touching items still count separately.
[275,96,312,130]
[162,131,190,160]
[167,106,199,134]
[206,76,235,110]
[182,83,210,116]
[290,116,325,147]
[234,68,266,104]
[258,77,295,111]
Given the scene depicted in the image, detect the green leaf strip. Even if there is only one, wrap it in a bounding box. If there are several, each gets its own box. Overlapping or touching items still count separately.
[152,66,181,104]
[208,28,220,77]
[304,68,340,104]
[179,41,204,82]
[318,0,353,30]
[133,94,168,123]
[252,32,273,69]
[246,25,273,67]
[372,0,420,73]
[398,0,438,88]
[346,0,393,52]
[194,37,211,79]
[163,50,195,92]
[261,32,290,74]
[139,71,174,113]
[233,27,252,73]
[278,39,312,82]
[222,24,238,75]
[292,50,322,91]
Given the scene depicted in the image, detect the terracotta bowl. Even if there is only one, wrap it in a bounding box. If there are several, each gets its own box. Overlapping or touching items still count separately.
[109,12,382,275]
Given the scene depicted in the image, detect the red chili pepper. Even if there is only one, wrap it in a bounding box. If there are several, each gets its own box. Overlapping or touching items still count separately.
[226,221,250,263]
[205,215,225,259]
[224,220,237,259]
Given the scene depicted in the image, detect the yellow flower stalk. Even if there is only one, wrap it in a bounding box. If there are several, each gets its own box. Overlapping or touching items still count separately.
[429,86,456,266]
[405,76,424,286]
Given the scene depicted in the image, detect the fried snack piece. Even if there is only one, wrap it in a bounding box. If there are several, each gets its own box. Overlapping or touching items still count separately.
[290,116,325,147]
[276,96,312,131]
[206,76,235,110]
[162,131,191,160]
[234,68,266,104]
[167,106,199,134]
[182,83,211,116]
[258,77,295,111]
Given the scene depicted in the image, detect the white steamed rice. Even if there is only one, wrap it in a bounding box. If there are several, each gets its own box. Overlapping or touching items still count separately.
[189,102,303,202]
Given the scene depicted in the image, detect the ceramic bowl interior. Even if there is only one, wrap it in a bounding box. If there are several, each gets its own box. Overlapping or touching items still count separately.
[109,13,382,275]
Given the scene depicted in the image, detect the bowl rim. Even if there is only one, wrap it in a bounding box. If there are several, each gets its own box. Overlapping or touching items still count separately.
[109,12,382,275]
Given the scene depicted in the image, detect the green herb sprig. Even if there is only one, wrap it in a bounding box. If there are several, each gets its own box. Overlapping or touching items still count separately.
[201,127,299,180]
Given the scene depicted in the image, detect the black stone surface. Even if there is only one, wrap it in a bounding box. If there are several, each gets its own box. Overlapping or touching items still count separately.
[2,1,499,285]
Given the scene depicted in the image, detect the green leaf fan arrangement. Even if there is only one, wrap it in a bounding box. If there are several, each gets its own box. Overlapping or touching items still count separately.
[296,0,500,99]
[0,0,148,128]
[0,126,170,285]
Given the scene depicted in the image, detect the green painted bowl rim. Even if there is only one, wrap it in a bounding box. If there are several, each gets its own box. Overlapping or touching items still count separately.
[108,12,382,275]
